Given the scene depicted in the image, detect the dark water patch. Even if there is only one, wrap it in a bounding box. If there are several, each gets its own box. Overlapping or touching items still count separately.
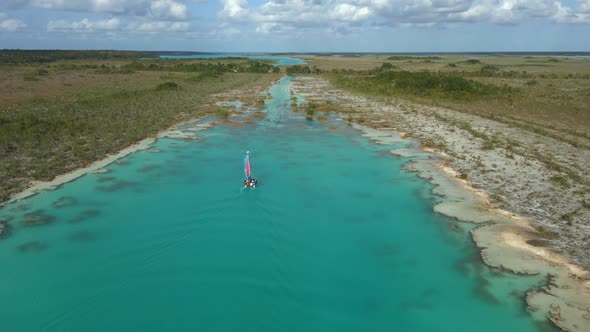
[96,176,116,183]
[378,149,396,158]
[0,215,14,223]
[399,300,434,312]
[138,164,161,173]
[22,210,55,227]
[421,288,438,297]
[68,230,96,242]
[385,177,417,184]
[0,220,12,239]
[473,273,501,304]
[456,247,501,304]
[342,215,371,223]
[352,191,373,199]
[277,146,296,153]
[96,180,140,192]
[69,210,100,223]
[165,168,189,177]
[10,204,29,212]
[446,221,464,233]
[404,258,418,267]
[371,243,400,257]
[17,241,48,253]
[454,245,484,275]
[52,196,78,208]
[361,296,386,312]
[371,210,386,220]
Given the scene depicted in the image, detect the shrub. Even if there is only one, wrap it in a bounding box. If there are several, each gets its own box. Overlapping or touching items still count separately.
[36,68,49,76]
[480,65,499,77]
[550,175,570,188]
[216,108,230,118]
[156,81,179,91]
[463,59,481,65]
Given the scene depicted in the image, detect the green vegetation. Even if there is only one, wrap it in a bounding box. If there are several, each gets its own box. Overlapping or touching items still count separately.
[419,137,447,150]
[386,56,442,61]
[304,102,317,120]
[462,59,481,65]
[215,108,231,118]
[332,66,514,101]
[0,49,156,64]
[550,175,570,188]
[286,65,322,75]
[0,53,280,202]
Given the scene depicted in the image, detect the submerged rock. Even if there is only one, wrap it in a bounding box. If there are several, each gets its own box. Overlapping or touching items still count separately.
[22,210,55,227]
[68,230,96,242]
[96,180,139,192]
[96,176,116,183]
[69,210,99,223]
[52,196,78,208]
[138,164,161,173]
[0,220,11,239]
[10,204,29,212]
[17,241,48,253]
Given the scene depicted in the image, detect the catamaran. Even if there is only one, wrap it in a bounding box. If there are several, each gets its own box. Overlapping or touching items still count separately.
[243,151,258,188]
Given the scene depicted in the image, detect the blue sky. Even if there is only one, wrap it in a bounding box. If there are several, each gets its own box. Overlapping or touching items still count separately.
[1,1,590,52]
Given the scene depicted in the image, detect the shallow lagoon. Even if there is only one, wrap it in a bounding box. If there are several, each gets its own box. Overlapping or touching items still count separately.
[0,77,554,331]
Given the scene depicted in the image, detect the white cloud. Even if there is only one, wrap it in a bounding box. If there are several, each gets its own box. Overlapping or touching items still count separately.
[219,0,248,19]
[26,0,188,20]
[47,17,120,32]
[129,20,190,31]
[579,0,590,13]
[218,0,590,35]
[47,17,190,33]
[0,12,27,31]
[149,0,187,20]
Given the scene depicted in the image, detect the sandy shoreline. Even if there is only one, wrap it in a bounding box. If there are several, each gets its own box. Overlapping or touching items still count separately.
[0,119,217,209]
[292,76,590,331]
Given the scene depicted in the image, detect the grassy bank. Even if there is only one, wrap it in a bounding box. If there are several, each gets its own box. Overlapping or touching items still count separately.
[0,54,280,202]
[303,54,590,147]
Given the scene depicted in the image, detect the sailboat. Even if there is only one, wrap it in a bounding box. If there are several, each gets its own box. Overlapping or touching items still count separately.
[243,151,258,188]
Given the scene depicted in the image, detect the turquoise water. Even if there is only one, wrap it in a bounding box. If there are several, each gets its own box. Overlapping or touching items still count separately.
[159,54,305,66]
[0,77,554,332]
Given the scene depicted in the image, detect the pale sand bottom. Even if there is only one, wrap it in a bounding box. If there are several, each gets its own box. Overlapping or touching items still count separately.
[352,123,590,332]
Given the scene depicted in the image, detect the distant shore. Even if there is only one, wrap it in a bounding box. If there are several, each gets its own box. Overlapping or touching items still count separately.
[291,76,590,332]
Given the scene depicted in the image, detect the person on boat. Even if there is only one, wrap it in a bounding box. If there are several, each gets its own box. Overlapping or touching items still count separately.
[243,180,249,187]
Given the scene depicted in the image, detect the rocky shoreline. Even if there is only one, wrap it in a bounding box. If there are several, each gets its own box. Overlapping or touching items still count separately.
[291,76,590,331]
[292,76,590,270]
